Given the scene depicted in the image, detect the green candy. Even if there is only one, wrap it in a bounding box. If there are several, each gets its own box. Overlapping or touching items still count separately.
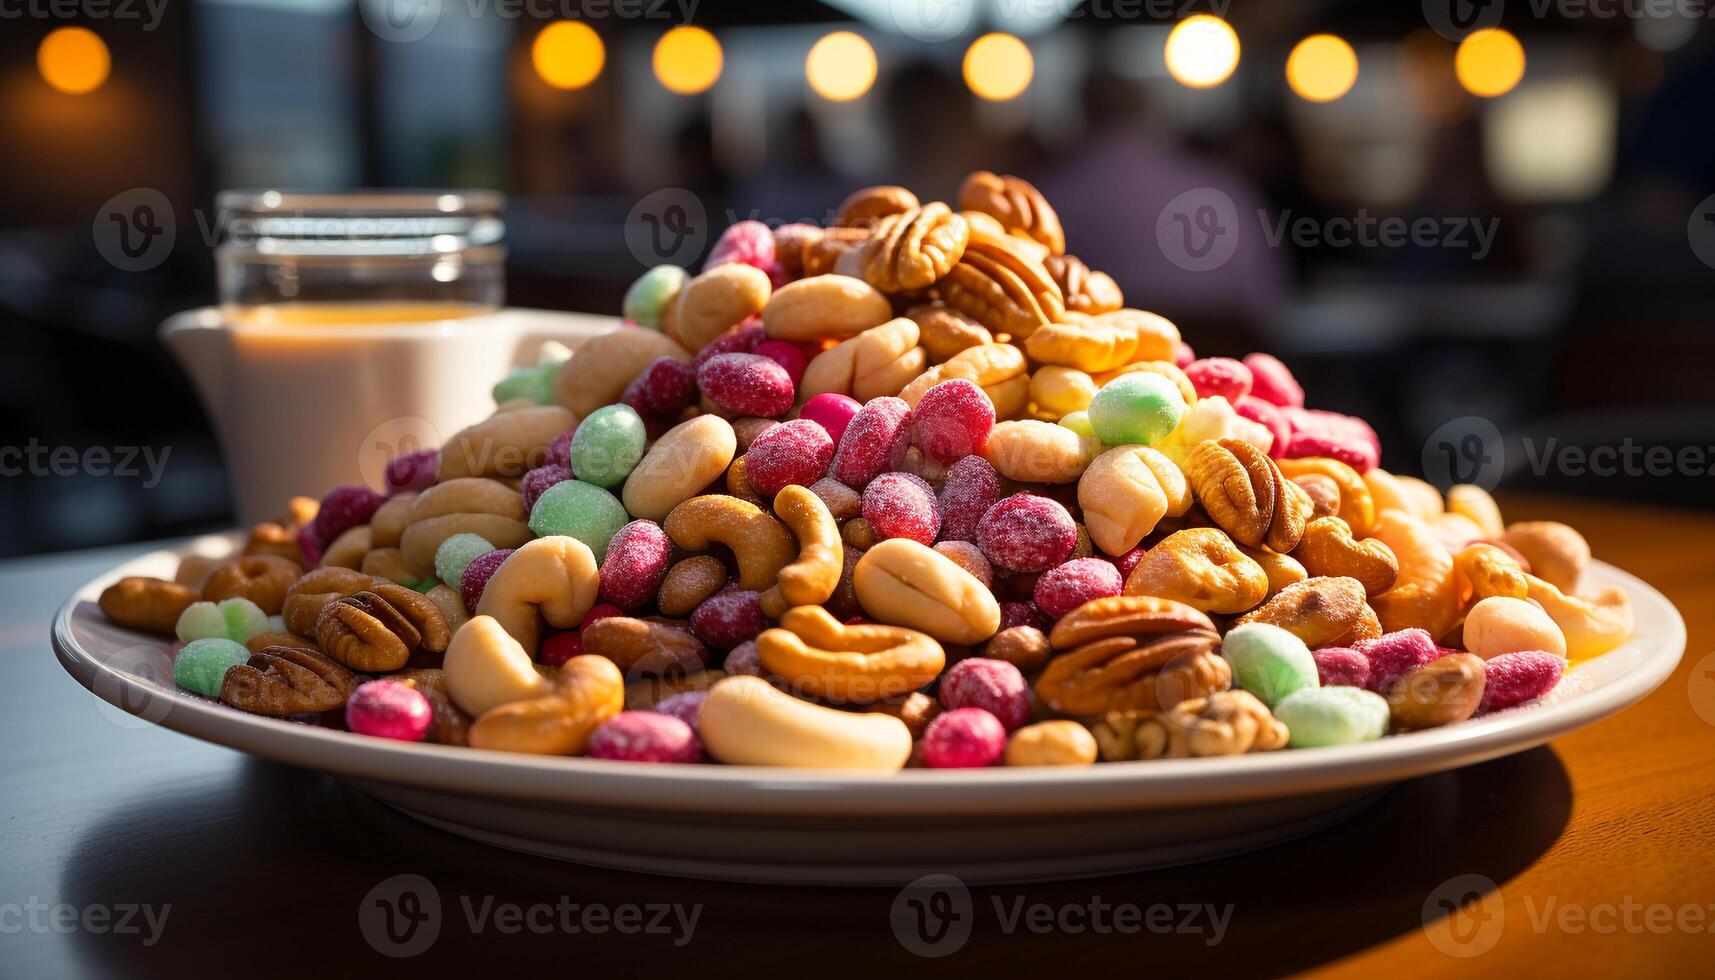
[1275,687,1390,748]
[435,532,495,588]
[492,362,558,406]
[1221,622,1319,708]
[175,598,269,645]
[1058,410,1095,440]
[623,265,688,330]
[529,480,629,560]
[568,404,647,488]
[174,638,251,697]
[1088,372,1186,447]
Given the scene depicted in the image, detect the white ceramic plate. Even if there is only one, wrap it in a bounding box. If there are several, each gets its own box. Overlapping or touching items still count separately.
[55,534,1684,884]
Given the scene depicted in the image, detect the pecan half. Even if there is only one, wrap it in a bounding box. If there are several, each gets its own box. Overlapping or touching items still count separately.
[1048,595,1217,651]
[801,226,872,278]
[957,170,1065,255]
[859,203,970,294]
[1185,439,1313,552]
[221,645,358,716]
[836,185,920,228]
[281,567,375,637]
[315,583,451,672]
[1043,254,1123,315]
[1037,629,1227,716]
[936,230,1065,339]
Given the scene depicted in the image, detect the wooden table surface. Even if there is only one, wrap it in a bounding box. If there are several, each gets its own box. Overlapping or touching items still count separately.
[2,494,1711,978]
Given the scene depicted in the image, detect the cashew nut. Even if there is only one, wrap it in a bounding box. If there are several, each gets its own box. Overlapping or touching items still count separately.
[756,605,944,703]
[1524,574,1633,661]
[664,494,795,591]
[468,655,624,755]
[1292,516,1399,597]
[473,536,601,654]
[442,615,555,717]
[760,485,843,618]
[698,675,914,770]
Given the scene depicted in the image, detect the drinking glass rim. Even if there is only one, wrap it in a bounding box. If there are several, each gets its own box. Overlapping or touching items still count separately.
[214,189,505,215]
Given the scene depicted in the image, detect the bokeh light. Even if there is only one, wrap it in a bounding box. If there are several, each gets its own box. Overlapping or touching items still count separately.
[654,26,722,95]
[1455,28,1525,98]
[963,33,1033,101]
[1286,34,1358,102]
[532,21,604,90]
[806,31,876,102]
[1164,15,1240,89]
[37,27,110,95]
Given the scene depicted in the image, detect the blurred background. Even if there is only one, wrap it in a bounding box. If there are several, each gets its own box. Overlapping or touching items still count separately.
[1,0,1712,557]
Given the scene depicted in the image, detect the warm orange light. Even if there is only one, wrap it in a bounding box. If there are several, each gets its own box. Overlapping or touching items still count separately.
[653,26,722,95]
[1287,34,1358,102]
[532,21,604,90]
[1165,15,1240,89]
[37,27,110,95]
[963,33,1033,101]
[806,31,876,102]
[1455,28,1525,98]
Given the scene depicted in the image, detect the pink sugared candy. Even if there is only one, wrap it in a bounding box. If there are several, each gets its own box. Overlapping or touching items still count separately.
[598,520,672,610]
[999,600,1050,633]
[1281,407,1381,472]
[345,679,431,742]
[1312,646,1371,689]
[1235,395,1292,458]
[831,396,911,489]
[753,339,809,386]
[698,352,794,418]
[520,463,572,512]
[722,640,763,677]
[1243,353,1305,409]
[1184,357,1253,403]
[459,548,515,614]
[911,379,995,464]
[583,603,625,627]
[1356,628,1440,694]
[539,630,583,667]
[1033,557,1123,619]
[977,495,1078,573]
[862,472,941,544]
[654,690,709,731]
[705,220,775,274]
[745,418,834,497]
[938,658,1030,731]
[587,711,704,763]
[692,322,765,370]
[310,485,386,550]
[800,392,862,446]
[1480,651,1565,712]
[937,455,1000,543]
[921,707,1006,768]
[621,356,697,421]
[1112,546,1149,580]
[548,427,578,468]
[1173,340,1196,368]
[691,590,766,650]
[385,449,439,493]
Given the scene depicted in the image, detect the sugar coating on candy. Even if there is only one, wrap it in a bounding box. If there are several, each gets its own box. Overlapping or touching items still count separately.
[1282,408,1381,472]
[539,630,584,667]
[519,463,572,513]
[977,495,1077,573]
[692,322,765,370]
[1000,600,1050,633]
[831,396,911,489]
[1222,622,1319,707]
[1355,628,1440,694]
[598,520,673,611]
[1275,686,1389,748]
[722,640,764,677]
[800,392,862,446]
[706,220,776,274]
[753,339,809,386]
[1112,546,1149,580]
[548,427,578,469]
[310,485,385,549]
[587,711,704,763]
[296,525,325,565]
[623,265,688,330]
[459,548,515,614]
[1243,352,1305,409]
[1033,558,1123,619]
[434,532,497,591]
[1058,410,1095,440]
[1480,651,1566,712]
[691,590,766,650]
[1312,646,1371,690]
[621,357,697,420]
[745,418,835,497]
[937,455,1000,543]
[173,638,251,697]
[583,603,625,627]
[1184,357,1253,403]
[697,352,795,418]
[529,480,630,561]
[176,598,269,645]
[911,379,996,464]
[654,690,709,731]
[933,541,993,587]
[345,679,432,742]
[1088,372,1186,447]
[921,707,1007,768]
[1173,340,1196,368]
[385,449,439,493]
[569,404,649,488]
[862,472,941,544]
[939,658,1030,731]
[1234,396,1292,459]
[492,363,556,405]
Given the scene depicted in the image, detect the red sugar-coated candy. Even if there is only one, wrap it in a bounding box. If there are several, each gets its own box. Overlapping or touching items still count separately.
[295,525,325,566]
[937,455,1001,543]
[1356,628,1440,694]
[722,640,764,677]
[862,472,941,544]
[977,495,1078,573]
[921,707,1007,768]
[911,379,995,464]
[384,449,439,493]
[831,396,911,489]
[933,541,993,587]
[1235,395,1292,458]
[1312,646,1371,689]
[706,220,776,274]
[621,356,697,420]
[690,590,766,650]
[1244,353,1305,409]
[459,548,515,614]
[939,658,1030,731]
[345,679,431,742]
[519,463,572,513]
[583,603,625,627]
[1033,558,1123,619]
[587,711,703,763]
[1282,408,1381,472]
[753,339,809,387]
[1000,600,1051,633]
[311,485,386,547]
[745,418,834,497]
[598,520,673,611]
[1184,357,1253,403]
[1173,340,1196,368]
[692,322,765,370]
[1480,651,1566,712]
[539,630,584,667]
[800,392,862,446]
[698,353,795,418]
[1112,546,1148,579]
[548,427,578,468]
[654,690,709,731]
